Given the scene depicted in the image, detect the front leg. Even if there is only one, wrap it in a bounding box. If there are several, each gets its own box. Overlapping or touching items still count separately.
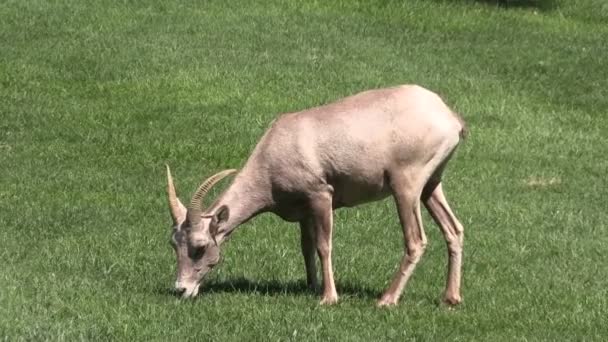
[299,219,318,291]
[310,191,338,305]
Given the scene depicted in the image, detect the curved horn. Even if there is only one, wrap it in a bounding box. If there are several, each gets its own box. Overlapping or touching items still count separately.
[166,165,186,224]
[188,169,237,223]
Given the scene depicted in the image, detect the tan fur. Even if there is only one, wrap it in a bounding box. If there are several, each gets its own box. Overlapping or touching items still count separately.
[167,85,466,306]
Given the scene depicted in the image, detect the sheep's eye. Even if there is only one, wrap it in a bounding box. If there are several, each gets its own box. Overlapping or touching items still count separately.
[191,246,205,260]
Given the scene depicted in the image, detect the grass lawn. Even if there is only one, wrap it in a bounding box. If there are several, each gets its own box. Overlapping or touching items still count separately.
[1,0,607,340]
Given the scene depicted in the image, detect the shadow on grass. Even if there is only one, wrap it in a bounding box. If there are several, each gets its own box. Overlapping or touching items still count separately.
[208,278,380,299]
[158,277,380,299]
[471,0,556,10]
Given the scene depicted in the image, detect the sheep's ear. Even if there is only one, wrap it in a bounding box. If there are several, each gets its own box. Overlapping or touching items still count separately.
[210,205,230,245]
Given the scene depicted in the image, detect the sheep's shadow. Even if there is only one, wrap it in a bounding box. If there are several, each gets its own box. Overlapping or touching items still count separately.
[160,277,380,299]
[471,0,556,10]
[207,277,379,298]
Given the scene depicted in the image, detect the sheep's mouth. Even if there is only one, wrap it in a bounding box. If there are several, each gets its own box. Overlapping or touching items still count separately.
[180,283,200,298]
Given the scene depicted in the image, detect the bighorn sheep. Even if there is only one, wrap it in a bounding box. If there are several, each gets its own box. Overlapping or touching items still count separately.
[166,85,466,306]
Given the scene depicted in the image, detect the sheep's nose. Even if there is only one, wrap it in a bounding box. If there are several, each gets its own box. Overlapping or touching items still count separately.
[174,282,186,295]
[175,287,186,295]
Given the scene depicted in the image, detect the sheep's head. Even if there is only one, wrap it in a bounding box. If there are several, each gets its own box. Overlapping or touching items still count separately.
[165,166,236,298]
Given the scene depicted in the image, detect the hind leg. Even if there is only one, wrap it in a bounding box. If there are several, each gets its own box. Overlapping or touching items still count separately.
[423,181,464,305]
[378,174,427,306]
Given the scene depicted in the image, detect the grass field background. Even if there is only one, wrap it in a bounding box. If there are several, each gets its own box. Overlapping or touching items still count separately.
[1,0,607,340]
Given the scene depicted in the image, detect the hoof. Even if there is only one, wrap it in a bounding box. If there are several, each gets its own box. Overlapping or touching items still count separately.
[320,294,338,305]
[376,295,398,307]
[442,294,462,306]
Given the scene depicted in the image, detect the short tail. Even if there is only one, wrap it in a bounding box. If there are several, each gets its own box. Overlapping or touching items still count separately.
[459,121,468,140]
[453,111,468,140]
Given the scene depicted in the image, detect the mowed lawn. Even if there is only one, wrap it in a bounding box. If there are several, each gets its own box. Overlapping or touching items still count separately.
[1,0,607,340]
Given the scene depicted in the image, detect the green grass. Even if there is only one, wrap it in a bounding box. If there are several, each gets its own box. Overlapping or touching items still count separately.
[1,0,607,340]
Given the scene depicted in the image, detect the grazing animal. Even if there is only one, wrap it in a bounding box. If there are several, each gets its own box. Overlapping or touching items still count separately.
[166,85,467,306]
